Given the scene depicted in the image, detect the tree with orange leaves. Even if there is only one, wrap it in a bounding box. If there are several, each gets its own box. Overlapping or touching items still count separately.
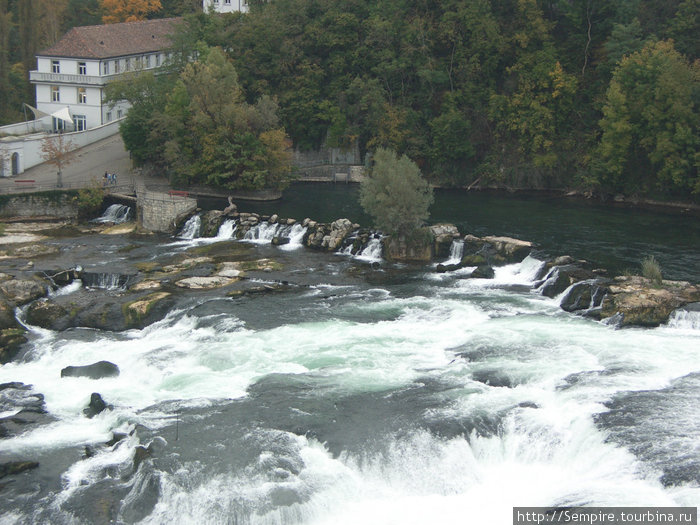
[101,0,161,24]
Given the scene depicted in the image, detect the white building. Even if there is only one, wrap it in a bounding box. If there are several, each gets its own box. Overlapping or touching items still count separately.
[29,18,180,132]
[203,0,250,14]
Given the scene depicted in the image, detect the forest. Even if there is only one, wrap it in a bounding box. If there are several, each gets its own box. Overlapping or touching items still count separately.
[1,0,698,200]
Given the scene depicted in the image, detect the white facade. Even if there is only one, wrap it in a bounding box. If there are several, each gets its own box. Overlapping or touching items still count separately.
[203,0,249,13]
[30,52,167,132]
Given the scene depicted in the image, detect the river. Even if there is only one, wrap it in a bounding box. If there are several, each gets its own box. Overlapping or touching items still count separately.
[0,185,698,524]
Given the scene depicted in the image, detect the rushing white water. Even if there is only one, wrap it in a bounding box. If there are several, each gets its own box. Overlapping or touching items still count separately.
[215,219,237,240]
[1,247,699,523]
[666,308,700,331]
[354,236,383,262]
[243,221,308,250]
[177,215,201,240]
[443,239,464,265]
[93,204,132,224]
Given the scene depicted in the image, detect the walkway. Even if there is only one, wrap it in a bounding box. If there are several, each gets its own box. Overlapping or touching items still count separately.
[0,134,166,195]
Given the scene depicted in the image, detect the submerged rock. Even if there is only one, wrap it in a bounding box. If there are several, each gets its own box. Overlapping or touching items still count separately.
[61,361,120,380]
[0,461,39,479]
[83,393,113,418]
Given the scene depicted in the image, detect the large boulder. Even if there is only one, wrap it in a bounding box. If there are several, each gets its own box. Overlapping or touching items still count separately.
[430,223,460,259]
[538,264,597,298]
[383,233,432,263]
[0,382,51,438]
[559,280,609,313]
[461,234,533,267]
[321,218,356,251]
[25,300,70,331]
[61,361,120,379]
[600,276,700,327]
[200,210,224,237]
[0,279,46,306]
[0,328,28,364]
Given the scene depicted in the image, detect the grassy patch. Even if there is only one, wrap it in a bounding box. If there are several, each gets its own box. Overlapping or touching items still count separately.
[641,255,663,285]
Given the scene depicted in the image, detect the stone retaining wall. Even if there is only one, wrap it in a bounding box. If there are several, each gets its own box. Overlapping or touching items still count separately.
[137,190,197,233]
[0,192,78,219]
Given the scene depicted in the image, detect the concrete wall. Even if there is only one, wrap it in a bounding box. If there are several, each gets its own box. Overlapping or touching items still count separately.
[137,190,197,233]
[0,120,45,136]
[0,192,79,219]
[0,118,123,177]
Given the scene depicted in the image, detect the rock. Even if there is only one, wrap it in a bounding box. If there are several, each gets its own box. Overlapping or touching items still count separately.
[552,255,575,266]
[83,393,113,418]
[482,236,533,262]
[0,383,51,438]
[538,265,597,298]
[461,234,532,267]
[123,292,173,329]
[0,328,28,364]
[0,279,46,306]
[269,214,279,224]
[0,297,20,331]
[470,265,495,279]
[322,219,355,251]
[175,276,237,289]
[25,300,70,331]
[436,263,461,273]
[130,280,162,292]
[383,233,431,262]
[0,461,39,479]
[600,276,700,327]
[430,223,460,258]
[559,280,609,313]
[61,361,120,380]
[272,236,290,246]
[223,197,237,215]
[200,210,224,237]
[461,254,487,266]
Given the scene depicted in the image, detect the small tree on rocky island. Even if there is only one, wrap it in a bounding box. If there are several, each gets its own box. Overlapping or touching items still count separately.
[360,148,434,260]
[40,133,77,188]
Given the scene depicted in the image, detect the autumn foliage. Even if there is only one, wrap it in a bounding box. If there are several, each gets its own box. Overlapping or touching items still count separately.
[101,0,161,24]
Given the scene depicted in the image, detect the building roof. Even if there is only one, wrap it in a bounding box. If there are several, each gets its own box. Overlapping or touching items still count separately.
[37,18,181,60]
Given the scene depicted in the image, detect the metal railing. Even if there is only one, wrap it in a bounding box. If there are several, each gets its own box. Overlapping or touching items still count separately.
[0,179,136,195]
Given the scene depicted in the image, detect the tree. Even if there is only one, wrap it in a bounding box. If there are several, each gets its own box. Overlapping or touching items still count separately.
[153,47,293,191]
[359,147,434,238]
[41,133,77,188]
[101,0,162,24]
[595,40,699,195]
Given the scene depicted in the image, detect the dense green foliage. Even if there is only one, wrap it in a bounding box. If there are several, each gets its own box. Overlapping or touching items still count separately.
[108,46,293,190]
[2,0,698,199]
[188,0,697,200]
[360,148,434,237]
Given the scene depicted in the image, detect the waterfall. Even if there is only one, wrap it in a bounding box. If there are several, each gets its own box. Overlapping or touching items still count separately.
[215,220,237,240]
[81,272,131,290]
[667,308,700,330]
[93,204,132,224]
[279,223,308,250]
[443,240,464,265]
[243,222,283,244]
[178,215,201,240]
[355,236,383,262]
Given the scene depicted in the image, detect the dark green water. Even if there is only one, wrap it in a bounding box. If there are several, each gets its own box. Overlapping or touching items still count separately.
[232,183,700,283]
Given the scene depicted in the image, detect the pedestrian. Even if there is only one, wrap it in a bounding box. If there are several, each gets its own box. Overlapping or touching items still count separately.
[113,173,117,185]
[104,172,108,186]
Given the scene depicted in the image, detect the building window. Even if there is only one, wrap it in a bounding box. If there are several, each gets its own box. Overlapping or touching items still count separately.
[117,109,123,119]
[225,0,230,4]
[78,62,87,75]
[51,86,60,102]
[52,60,60,73]
[145,55,151,68]
[156,54,161,67]
[52,117,66,132]
[125,57,131,71]
[106,111,112,122]
[103,61,109,75]
[77,87,87,104]
[73,115,87,132]
[114,60,120,73]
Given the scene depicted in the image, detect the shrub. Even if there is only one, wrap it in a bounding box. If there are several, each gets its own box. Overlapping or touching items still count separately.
[641,255,663,285]
[75,186,105,219]
[359,148,434,238]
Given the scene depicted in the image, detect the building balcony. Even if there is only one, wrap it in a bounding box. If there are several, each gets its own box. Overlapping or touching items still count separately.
[29,71,122,86]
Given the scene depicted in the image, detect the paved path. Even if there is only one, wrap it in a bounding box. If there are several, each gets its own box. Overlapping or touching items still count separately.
[0,133,167,194]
